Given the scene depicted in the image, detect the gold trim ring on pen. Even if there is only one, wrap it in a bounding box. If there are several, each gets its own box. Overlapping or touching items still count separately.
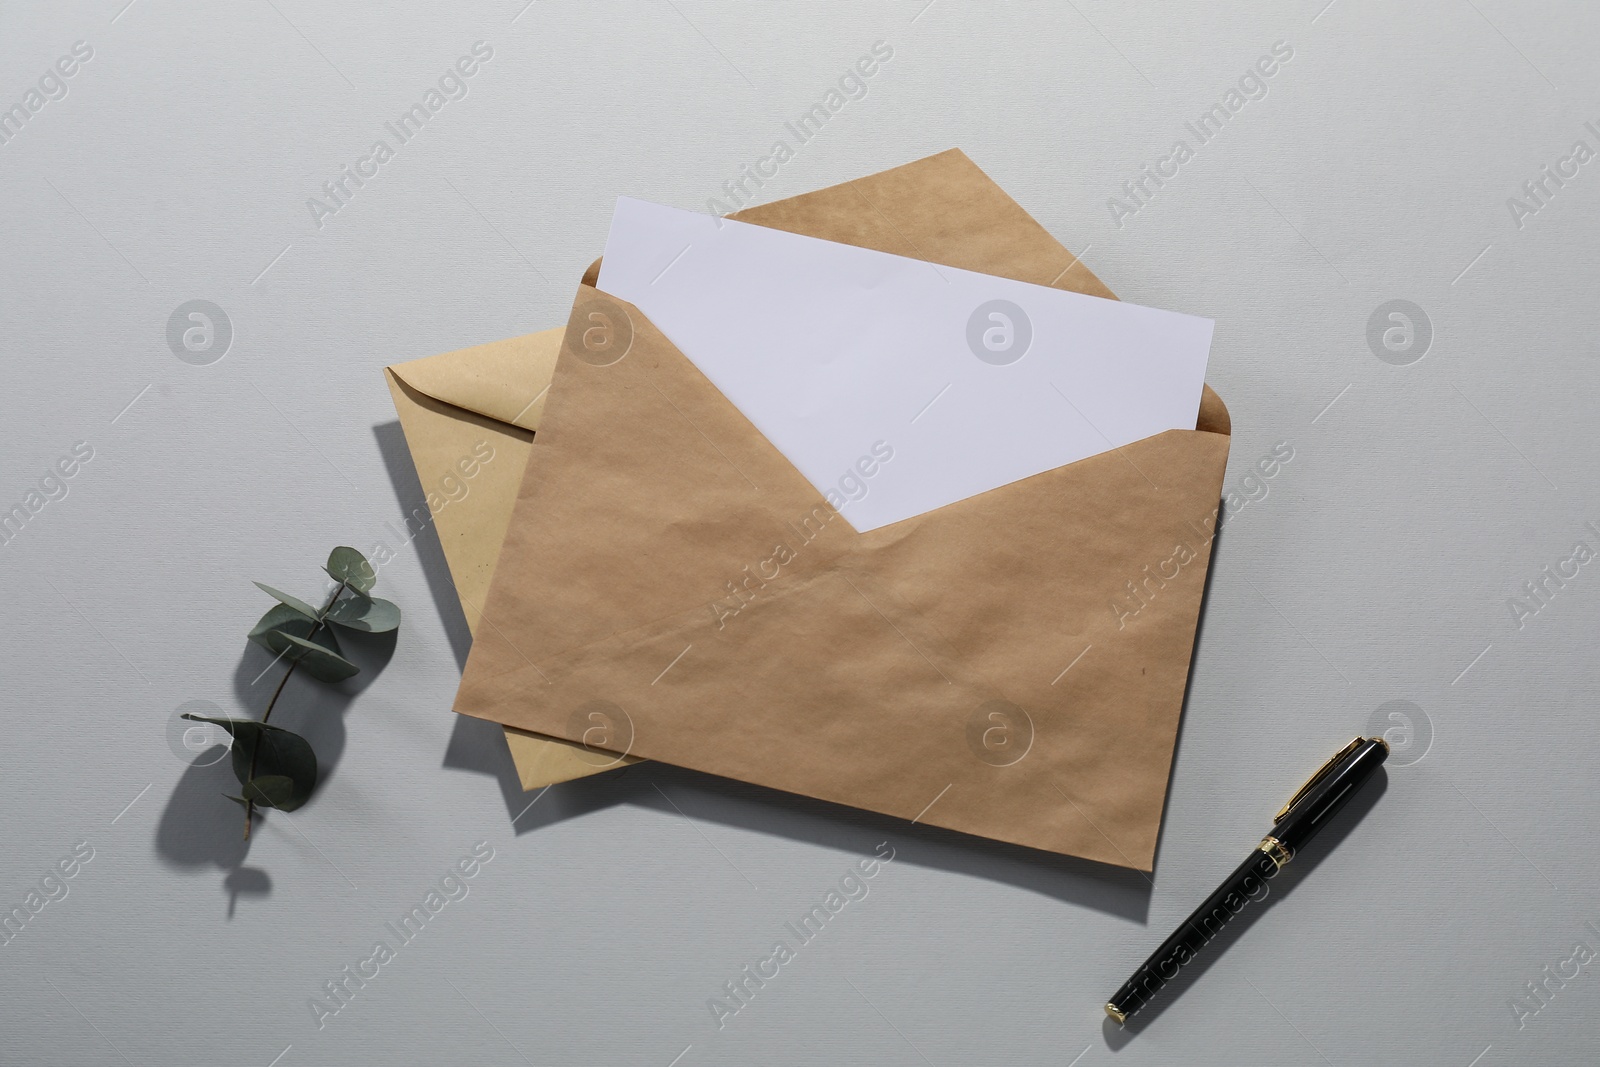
[1259,836,1293,870]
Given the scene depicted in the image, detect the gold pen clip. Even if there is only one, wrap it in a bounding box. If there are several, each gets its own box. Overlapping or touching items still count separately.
[1274,737,1364,822]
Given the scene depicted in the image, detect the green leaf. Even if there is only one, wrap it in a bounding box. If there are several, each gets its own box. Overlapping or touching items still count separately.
[223,794,249,808]
[181,716,317,811]
[326,594,401,633]
[247,607,357,682]
[248,603,329,649]
[273,632,360,683]
[325,546,376,593]
[241,775,298,809]
[252,582,318,620]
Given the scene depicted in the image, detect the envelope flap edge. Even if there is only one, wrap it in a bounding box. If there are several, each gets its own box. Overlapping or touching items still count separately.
[387,327,565,431]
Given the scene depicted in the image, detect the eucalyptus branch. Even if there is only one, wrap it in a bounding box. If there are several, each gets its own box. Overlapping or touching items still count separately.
[243,580,348,839]
[178,548,400,847]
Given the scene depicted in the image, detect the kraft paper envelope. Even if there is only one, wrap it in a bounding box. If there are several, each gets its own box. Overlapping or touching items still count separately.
[385,148,1153,794]
[384,332,644,789]
[453,149,1233,869]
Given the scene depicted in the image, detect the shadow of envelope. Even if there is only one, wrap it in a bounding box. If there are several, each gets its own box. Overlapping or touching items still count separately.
[454,150,1232,869]
[384,331,646,789]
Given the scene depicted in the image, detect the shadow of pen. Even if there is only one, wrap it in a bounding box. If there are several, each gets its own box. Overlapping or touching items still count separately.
[1103,765,1388,1045]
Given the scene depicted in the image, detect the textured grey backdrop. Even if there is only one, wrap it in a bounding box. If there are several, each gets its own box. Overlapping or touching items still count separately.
[2,0,1597,1064]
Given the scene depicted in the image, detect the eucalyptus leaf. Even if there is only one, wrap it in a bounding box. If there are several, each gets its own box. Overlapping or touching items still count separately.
[181,715,317,810]
[273,632,360,683]
[325,546,376,593]
[326,594,401,633]
[248,603,333,649]
[242,775,298,809]
[252,582,318,620]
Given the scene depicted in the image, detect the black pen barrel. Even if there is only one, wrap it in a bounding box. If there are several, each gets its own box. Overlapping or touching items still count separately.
[1106,847,1282,1022]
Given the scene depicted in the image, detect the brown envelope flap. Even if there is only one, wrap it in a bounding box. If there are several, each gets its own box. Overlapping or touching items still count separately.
[577,150,1116,306]
[733,149,1119,300]
[456,284,1231,868]
[386,328,564,432]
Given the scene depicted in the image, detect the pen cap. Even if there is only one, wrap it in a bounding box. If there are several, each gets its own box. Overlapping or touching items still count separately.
[1271,737,1387,856]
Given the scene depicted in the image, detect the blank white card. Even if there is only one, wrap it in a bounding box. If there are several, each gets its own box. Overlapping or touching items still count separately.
[597,197,1213,532]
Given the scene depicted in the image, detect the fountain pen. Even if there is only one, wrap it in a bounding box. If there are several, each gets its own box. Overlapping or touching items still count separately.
[1105,735,1389,1023]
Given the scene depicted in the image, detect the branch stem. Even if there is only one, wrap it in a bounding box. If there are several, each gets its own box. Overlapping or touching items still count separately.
[243,580,349,839]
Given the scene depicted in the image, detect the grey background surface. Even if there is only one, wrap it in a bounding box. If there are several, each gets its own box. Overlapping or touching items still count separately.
[2,1,1596,1064]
